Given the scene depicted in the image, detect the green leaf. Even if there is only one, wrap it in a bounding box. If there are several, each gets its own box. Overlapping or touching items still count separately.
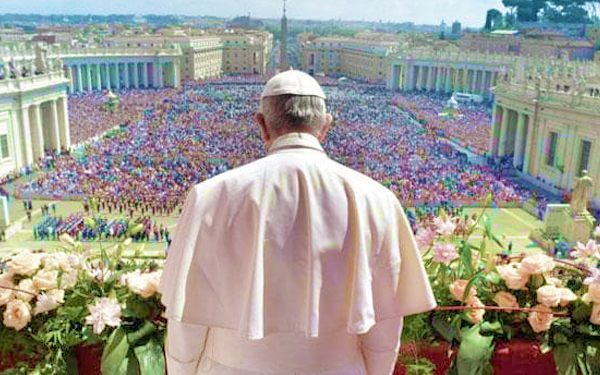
[431,312,455,342]
[456,324,494,375]
[133,338,166,375]
[127,322,156,346]
[102,327,130,375]
[554,343,579,375]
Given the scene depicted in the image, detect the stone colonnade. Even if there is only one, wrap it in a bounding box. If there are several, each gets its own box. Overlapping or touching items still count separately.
[64,58,179,94]
[487,104,534,173]
[17,96,69,166]
[388,62,501,100]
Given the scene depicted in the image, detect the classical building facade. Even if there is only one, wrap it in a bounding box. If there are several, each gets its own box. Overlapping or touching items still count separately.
[489,62,600,207]
[0,49,69,175]
[299,32,399,84]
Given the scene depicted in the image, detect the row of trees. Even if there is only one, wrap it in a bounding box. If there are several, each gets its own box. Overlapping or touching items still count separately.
[484,0,600,31]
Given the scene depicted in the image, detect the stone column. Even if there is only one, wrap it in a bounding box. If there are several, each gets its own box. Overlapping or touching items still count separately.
[20,107,34,166]
[50,100,61,152]
[104,63,111,91]
[143,62,149,88]
[158,62,164,87]
[58,96,71,150]
[513,112,526,168]
[123,63,130,89]
[534,119,546,177]
[76,64,83,92]
[30,104,44,161]
[95,64,102,91]
[86,64,93,92]
[426,66,434,91]
[114,63,121,90]
[463,68,469,92]
[445,68,452,93]
[523,115,534,174]
[67,66,74,95]
[565,126,578,189]
[498,107,509,157]
[172,59,180,87]
[488,105,499,155]
[415,65,422,91]
[133,63,140,88]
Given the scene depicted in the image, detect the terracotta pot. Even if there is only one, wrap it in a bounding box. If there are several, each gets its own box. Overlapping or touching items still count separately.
[75,343,103,375]
[395,341,454,375]
[395,339,558,375]
[491,340,557,375]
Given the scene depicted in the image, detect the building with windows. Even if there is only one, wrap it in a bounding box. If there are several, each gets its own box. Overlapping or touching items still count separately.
[299,32,399,84]
[0,47,69,175]
[219,29,273,75]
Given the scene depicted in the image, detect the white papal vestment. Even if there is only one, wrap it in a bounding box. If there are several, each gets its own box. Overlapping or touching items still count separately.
[159,133,436,375]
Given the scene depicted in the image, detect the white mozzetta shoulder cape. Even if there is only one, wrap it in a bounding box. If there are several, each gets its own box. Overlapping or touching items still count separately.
[160,133,436,340]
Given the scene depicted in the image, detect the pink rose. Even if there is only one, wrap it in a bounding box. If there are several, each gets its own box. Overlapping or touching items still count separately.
[15,279,37,303]
[527,305,556,333]
[433,242,459,265]
[558,288,577,307]
[518,254,555,276]
[493,291,519,311]
[466,296,486,324]
[497,264,529,290]
[449,279,476,302]
[3,299,32,331]
[537,285,561,307]
[7,251,41,276]
[591,303,600,325]
[33,270,59,290]
[588,284,600,303]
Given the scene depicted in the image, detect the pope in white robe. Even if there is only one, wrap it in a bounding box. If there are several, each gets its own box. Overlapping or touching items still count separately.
[159,70,436,375]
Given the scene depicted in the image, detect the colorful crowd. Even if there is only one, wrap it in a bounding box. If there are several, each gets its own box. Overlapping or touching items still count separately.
[14,82,534,214]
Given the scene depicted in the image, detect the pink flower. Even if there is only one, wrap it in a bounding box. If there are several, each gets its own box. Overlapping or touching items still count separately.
[571,240,600,259]
[497,264,529,290]
[465,296,486,324]
[558,288,577,307]
[594,226,600,238]
[85,298,122,335]
[433,242,458,265]
[528,305,556,333]
[584,268,600,286]
[449,279,477,302]
[415,227,436,251]
[493,291,519,312]
[518,254,555,275]
[434,217,456,237]
[537,285,561,307]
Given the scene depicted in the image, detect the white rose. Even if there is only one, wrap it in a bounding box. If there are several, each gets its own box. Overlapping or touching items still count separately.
[33,270,59,290]
[15,279,37,303]
[42,253,71,271]
[127,271,160,299]
[0,273,15,287]
[7,251,41,276]
[3,299,32,331]
[537,285,561,308]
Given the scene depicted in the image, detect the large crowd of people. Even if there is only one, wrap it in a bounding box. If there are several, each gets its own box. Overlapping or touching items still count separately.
[13,81,534,214]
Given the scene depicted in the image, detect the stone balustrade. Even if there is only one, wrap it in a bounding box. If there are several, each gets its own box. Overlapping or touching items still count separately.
[0,71,68,94]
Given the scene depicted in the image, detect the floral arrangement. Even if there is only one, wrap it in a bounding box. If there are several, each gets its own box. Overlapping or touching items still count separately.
[403,194,600,375]
[0,219,166,375]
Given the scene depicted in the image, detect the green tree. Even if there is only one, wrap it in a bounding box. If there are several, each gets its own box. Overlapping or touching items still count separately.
[502,0,548,22]
[484,9,505,30]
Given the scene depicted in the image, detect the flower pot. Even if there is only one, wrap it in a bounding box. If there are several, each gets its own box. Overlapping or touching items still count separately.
[490,339,557,375]
[395,339,558,375]
[395,341,454,375]
[75,343,103,375]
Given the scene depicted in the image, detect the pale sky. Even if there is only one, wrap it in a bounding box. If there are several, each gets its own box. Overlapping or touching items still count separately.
[3,0,510,27]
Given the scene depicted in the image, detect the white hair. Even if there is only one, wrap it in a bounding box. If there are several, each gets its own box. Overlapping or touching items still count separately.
[259,94,327,135]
